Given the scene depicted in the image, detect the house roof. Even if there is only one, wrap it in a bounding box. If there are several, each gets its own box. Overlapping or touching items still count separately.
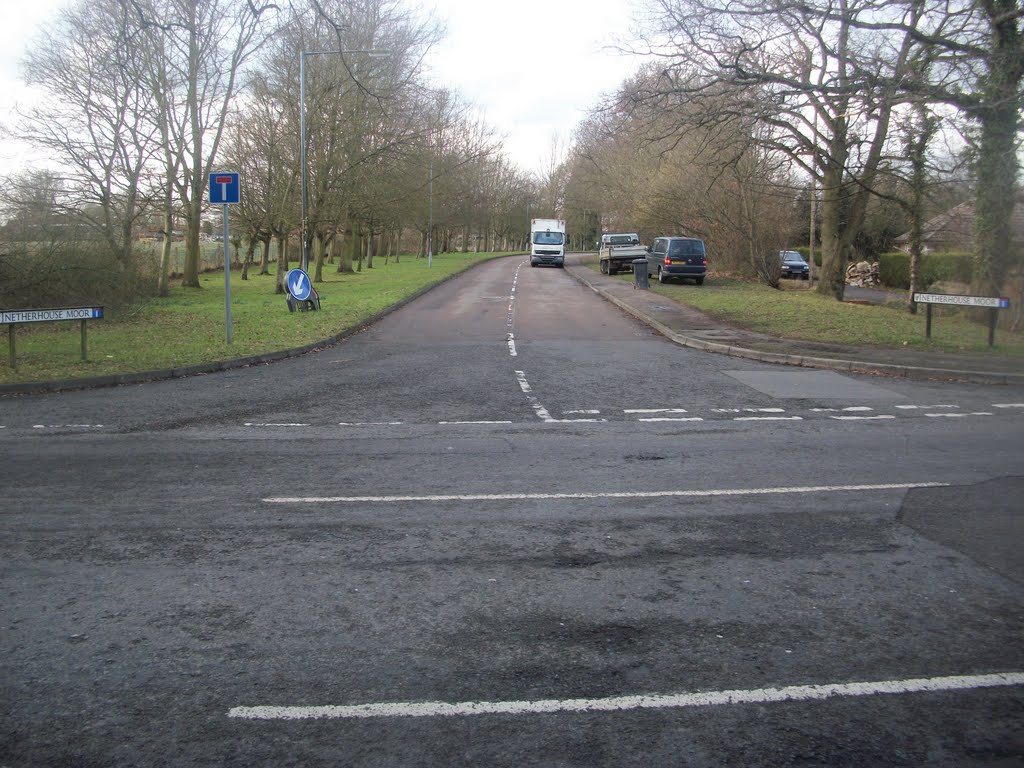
[896,192,1024,249]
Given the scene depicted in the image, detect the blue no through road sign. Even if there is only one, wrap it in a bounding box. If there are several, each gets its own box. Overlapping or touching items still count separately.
[287,269,312,301]
[209,172,240,205]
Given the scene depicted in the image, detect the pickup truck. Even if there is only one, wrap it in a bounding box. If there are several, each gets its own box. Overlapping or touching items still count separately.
[598,233,647,275]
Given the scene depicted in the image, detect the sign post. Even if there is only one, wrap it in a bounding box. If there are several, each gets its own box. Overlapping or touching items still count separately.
[209,172,241,343]
[913,293,1010,347]
[1,306,104,370]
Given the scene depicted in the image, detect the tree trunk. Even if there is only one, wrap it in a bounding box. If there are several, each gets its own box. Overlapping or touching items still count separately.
[241,237,255,280]
[259,236,270,275]
[817,135,850,301]
[274,232,288,294]
[972,0,1023,297]
[157,206,174,297]
[313,234,325,282]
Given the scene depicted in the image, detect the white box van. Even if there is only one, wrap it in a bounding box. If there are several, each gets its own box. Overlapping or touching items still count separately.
[530,218,566,267]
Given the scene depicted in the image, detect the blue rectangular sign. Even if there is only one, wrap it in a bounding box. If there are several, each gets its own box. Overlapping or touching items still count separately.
[209,172,240,205]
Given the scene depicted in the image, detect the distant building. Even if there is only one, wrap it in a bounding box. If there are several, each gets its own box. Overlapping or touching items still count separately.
[895,192,1024,254]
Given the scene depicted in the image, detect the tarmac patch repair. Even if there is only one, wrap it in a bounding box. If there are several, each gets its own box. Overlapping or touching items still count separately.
[723,369,907,400]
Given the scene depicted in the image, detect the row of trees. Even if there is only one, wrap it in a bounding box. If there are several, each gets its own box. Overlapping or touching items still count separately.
[2,0,560,305]
[558,0,1022,300]
[3,0,1019,308]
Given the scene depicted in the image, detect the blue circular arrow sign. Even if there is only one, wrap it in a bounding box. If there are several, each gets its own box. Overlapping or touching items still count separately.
[286,268,312,302]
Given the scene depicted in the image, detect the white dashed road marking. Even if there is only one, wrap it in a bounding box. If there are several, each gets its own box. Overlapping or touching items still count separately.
[228,671,1024,721]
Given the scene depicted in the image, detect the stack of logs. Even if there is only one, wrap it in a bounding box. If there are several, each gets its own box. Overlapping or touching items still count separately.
[846,261,881,287]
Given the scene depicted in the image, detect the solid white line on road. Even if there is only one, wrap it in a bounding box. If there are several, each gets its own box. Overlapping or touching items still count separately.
[32,424,105,429]
[733,416,803,422]
[244,423,311,427]
[638,417,705,422]
[438,421,514,425]
[713,408,787,414]
[625,408,689,414]
[828,415,896,421]
[262,481,947,504]
[925,412,993,418]
[813,407,875,413]
[227,671,1024,721]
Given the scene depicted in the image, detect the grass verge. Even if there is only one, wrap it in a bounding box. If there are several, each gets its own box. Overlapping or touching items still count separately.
[576,254,1022,356]
[1,252,510,386]
[648,274,1024,355]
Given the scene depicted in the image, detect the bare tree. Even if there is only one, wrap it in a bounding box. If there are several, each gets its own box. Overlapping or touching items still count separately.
[130,0,279,289]
[16,0,162,271]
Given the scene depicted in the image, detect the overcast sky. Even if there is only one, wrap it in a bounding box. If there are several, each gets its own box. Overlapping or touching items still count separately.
[0,0,647,176]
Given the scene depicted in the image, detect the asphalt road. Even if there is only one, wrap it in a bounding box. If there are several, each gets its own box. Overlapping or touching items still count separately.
[2,255,1023,767]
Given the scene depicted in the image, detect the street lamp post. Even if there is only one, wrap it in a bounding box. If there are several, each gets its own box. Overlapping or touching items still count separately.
[299,48,389,274]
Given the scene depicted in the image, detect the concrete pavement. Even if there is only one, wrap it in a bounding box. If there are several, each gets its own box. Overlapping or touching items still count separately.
[564,256,1024,385]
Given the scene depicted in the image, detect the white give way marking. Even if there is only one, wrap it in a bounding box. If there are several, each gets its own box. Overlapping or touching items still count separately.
[228,671,1024,721]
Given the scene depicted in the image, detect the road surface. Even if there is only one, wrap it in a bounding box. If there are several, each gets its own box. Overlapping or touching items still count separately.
[2,256,1022,766]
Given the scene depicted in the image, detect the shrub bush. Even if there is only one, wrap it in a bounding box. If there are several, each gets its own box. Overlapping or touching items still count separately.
[877,251,975,290]
[0,239,155,311]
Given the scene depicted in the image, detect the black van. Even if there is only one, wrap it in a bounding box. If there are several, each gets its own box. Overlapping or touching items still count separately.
[647,236,707,285]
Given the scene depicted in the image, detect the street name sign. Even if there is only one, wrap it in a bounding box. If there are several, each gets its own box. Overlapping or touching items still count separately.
[2,306,104,369]
[1,307,103,324]
[913,293,1010,309]
[912,293,1010,346]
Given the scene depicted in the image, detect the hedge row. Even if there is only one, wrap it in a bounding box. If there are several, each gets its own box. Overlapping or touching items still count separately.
[877,252,974,290]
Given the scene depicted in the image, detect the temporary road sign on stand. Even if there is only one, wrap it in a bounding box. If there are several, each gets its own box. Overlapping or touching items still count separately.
[286,268,320,312]
[287,269,312,301]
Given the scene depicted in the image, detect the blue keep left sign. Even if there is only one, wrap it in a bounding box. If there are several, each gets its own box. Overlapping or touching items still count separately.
[209,172,240,204]
[287,269,312,302]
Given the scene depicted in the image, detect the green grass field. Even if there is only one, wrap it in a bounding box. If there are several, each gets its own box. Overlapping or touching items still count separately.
[1,252,509,385]
[4,252,1021,387]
